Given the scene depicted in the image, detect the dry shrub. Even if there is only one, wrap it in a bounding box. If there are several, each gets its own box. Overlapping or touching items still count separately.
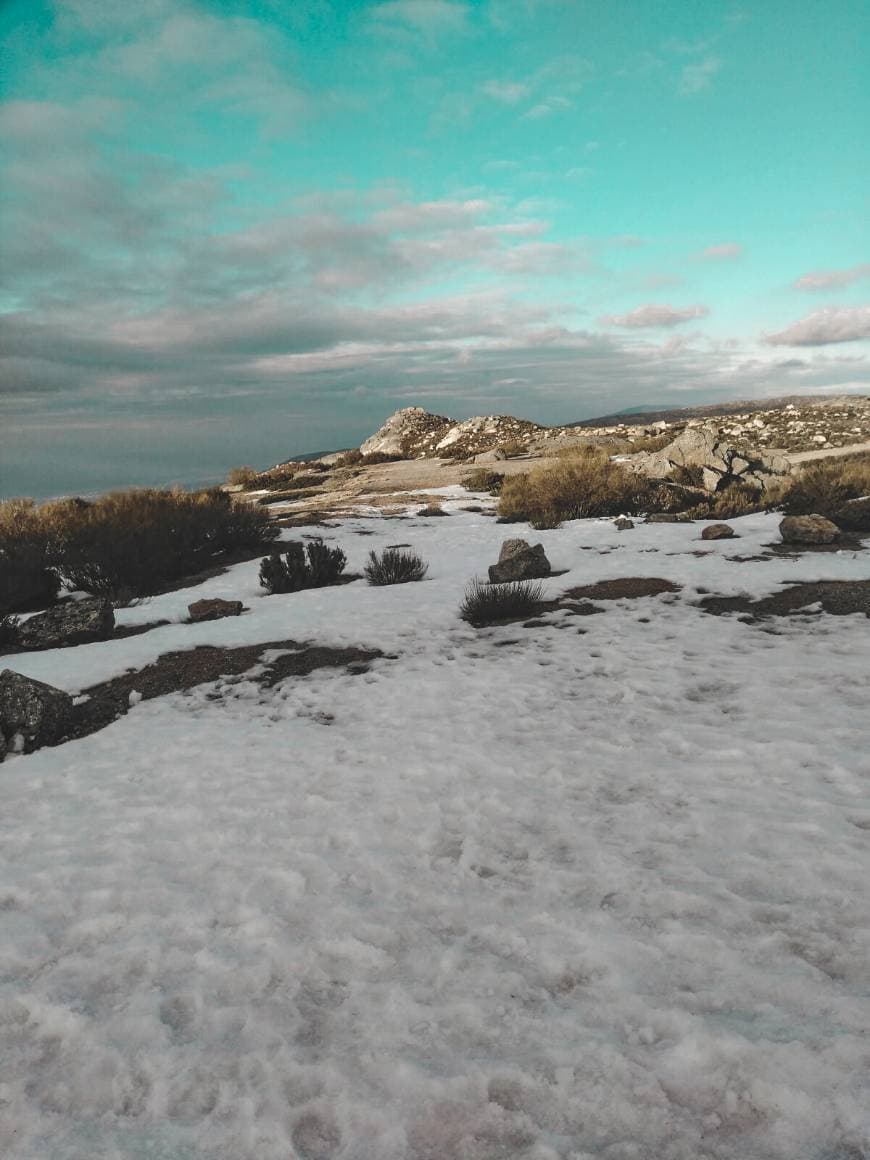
[460,578,544,625]
[497,447,662,529]
[781,454,870,530]
[627,430,676,453]
[335,449,364,467]
[361,451,403,465]
[227,465,258,487]
[462,469,504,495]
[0,499,61,612]
[259,539,346,594]
[364,548,428,586]
[498,438,526,458]
[45,488,278,598]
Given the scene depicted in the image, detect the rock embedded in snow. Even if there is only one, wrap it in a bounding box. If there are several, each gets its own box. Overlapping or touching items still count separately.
[188,598,245,623]
[701,523,737,540]
[614,517,635,530]
[16,598,114,651]
[488,539,551,583]
[0,669,74,754]
[779,514,841,544]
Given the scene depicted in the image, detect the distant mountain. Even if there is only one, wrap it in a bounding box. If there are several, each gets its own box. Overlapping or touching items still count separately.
[571,394,867,429]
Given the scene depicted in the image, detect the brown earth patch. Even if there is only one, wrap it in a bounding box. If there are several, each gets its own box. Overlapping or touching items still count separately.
[698,580,870,619]
[562,577,682,600]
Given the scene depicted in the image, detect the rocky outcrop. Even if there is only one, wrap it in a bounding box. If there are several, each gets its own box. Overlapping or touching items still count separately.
[624,424,791,493]
[16,599,114,651]
[0,669,74,756]
[360,408,555,460]
[188,598,244,623]
[488,539,551,583]
[360,407,454,457]
[779,514,840,544]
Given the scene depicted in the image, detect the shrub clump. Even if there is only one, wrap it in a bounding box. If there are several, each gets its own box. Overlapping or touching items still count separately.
[361,451,403,466]
[259,539,347,594]
[0,500,61,613]
[227,465,259,488]
[497,447,663,529]
[459,578,544,625]
[364,548,428,586]
[0,614,21,649]
[462,470,505,496]
[781,454,870,531]
[335,449,364,467]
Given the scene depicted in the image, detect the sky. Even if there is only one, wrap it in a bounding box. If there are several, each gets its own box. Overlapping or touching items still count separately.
[1,0,868,498]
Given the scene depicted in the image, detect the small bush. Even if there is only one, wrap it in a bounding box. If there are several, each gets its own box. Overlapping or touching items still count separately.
[498,438,526,458]
[419,504,448,517]
[259,539,347,594]
[628,430,676,454]
[460,578,545,625]
[0,614,21,649]
[335,449,364,467]
[462,470,504,496]
[497,447,660,529]
[781,454,870,530]
[0,499,61,613]
[361,451,403,466]
[227,465,258,487]
[364,548,428,586]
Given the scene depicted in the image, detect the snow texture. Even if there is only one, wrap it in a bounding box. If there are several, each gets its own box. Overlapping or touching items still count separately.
[1,498,869,1160]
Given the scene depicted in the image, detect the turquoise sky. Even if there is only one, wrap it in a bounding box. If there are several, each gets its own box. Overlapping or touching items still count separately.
[1,0,868,496]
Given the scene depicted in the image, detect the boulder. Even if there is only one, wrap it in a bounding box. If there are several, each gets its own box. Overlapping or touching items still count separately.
[701,523,737,540]
[614,517,635,530]
[488,538,551,583]
[645,512,694,523]
[779,514,840,544]
[16,599,114,651]
[625,423,792,494]
[188,598,245,623]
[0,669,74,754]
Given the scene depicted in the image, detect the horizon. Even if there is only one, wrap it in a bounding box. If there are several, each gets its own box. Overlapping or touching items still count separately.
[1,0,869,499]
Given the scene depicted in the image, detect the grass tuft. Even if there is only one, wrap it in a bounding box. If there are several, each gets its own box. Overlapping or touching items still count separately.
[460,578,544,625]
[364,548,428,586]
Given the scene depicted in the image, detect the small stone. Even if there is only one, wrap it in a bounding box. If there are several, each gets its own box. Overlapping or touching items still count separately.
[701,523,737,540]
[614,517,635,530]
[0,670,74,754]
[779,514,840,544]
[187,598,245,623]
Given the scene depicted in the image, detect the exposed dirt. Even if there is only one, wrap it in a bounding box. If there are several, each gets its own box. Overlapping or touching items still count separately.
[698,581,870,619]
[562,577,682,600]
[66,640,385,745]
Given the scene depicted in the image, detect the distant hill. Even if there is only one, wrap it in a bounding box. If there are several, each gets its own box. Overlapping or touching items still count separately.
[572,394,866,429]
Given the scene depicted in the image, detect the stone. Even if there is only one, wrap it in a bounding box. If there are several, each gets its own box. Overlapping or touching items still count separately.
[779,514,840,544]
[701,523,737,540]
[16,598,114,651]
[645,512,694,523]
[614,517,635,530]
[625,423,793,494]
[188,598,245,623]
[488,538,551,583]
[0,669,74,754]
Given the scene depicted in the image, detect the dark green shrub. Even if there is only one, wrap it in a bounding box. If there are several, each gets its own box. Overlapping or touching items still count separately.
[364,548,428,586]
[0,500,61,613]
[462,470,504,496]
[460,578,544,625]
[259,539,347,594]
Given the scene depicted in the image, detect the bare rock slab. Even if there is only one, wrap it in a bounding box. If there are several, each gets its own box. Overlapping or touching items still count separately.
[0,669,74,755]
[779,514,840,544]
[17,598,114,651]
[488,539,552,583]
[188,598,245,623]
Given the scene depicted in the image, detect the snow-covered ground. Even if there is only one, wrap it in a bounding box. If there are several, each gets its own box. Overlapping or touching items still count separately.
[2,495,869,1160]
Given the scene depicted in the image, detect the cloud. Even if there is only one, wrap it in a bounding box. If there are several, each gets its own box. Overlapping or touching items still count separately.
[599,304,710,328]
[367,0,469,37]
[522,96,572,119]
[696,242,742,261]
[482,80,530,104]
[763,307,870,346]
[793,263,870,292]
[678,56,722,95]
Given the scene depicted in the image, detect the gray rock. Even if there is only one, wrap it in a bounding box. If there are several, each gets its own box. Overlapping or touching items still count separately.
[779,514,840,544]
[645,512,694,523]
[16,599,114,651]
[614,517,635,530]
[188,598,245,623]
[701,523,737,540]
[488,538,551,583]
[0,669,74,753]
[625,423,792,494]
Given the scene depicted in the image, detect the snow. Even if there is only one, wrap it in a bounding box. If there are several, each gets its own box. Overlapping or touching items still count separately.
[1,505,869,1160]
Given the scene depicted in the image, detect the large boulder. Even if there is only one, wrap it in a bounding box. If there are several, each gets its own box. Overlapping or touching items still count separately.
[625,423,791,493]
[488,539,551,583]
[779,514,840,544]
[16,598,114,651]
[188,598,244,623]
[0,669,74,754]
[701,523,737,540]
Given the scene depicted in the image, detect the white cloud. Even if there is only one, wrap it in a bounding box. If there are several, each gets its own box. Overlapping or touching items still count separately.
[678,56,722,95]
[696,242,742,261]
[793,263,870,292]
[521,95,572,120]
[763,306,870,346]
[367,0,469,36]
[481,80,530,104]
[600,304,709,328]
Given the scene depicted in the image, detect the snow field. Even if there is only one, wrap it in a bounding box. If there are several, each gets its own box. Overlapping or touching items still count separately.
[1,498,869,1159]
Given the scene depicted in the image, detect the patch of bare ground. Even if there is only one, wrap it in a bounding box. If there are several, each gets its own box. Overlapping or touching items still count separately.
[67,641,385,745]
[698,581,870,619]
[562,577,682,600]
